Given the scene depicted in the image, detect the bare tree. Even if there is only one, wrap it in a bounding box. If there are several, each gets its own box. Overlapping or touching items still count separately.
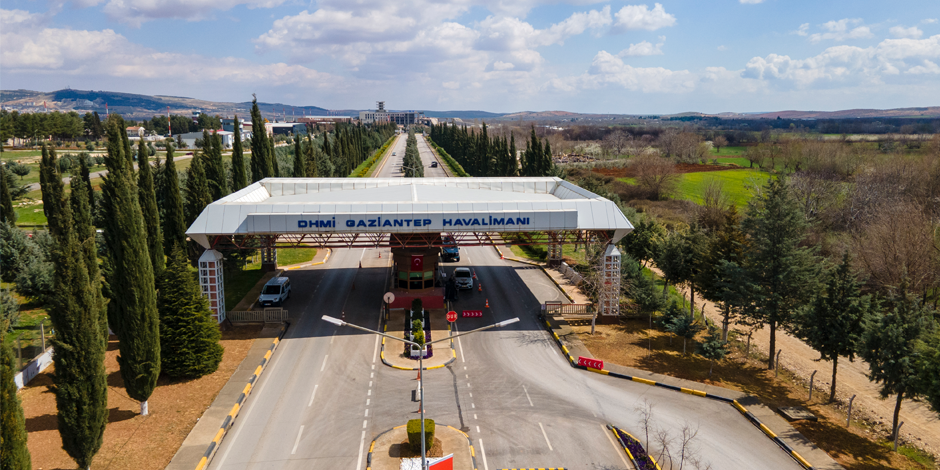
[697,177,730,230]
[712,135,728,153]
[635,399,655,449]
[604,130,631,157]
[632,152,679,200]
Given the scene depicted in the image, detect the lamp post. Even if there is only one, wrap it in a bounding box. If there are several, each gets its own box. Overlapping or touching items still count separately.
[322,314,519,470]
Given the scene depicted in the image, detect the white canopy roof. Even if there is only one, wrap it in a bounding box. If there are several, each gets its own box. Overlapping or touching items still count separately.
[186,177,633,248]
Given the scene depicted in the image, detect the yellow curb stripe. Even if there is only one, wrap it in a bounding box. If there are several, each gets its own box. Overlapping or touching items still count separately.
[587,367,608,375]
[759,423,777,439]
[632,377,656,385]
[263,350,272,361]
[212,428,225,443]
[253,365,263,376]
[680,387,707,397]
[369,441,375,452]
[732,400,748,414]
[228,403,240,417]
[561,345,569,354]
[242,383,252,395]
[273,337,279,346]
[792,451,812,468]
[195,457,208,470]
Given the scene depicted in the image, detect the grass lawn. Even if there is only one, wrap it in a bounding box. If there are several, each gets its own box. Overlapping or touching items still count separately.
[277,248,317,266]
[2,283,51,366]
[223,262,266,311]
[674,169,773,208]
[508,243,591,266]
[715,157,754,168]
[709,145,746,156]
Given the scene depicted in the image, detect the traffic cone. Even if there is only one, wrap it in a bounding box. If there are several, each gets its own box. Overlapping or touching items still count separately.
[416,369,421,381]
[478,283,482,292]
[500,252,504,260]
[485,299,490,308]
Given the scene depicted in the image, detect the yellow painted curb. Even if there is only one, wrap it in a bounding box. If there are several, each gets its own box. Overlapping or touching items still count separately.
[632,377,656,386]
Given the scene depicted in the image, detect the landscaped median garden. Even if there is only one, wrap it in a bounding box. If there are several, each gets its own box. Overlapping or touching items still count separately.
[351,134,397,177]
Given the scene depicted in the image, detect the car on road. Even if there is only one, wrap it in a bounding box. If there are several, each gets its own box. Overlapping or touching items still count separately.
[392,152,397,156]
[258,277,291,307]
[441,235,459,262]
[431,161,438,168]
[454,267,473,290]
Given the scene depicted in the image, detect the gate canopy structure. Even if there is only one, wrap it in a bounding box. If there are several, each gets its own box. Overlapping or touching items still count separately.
[186,177,633,250]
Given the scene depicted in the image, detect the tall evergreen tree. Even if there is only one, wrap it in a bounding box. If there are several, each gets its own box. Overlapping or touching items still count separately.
[101,120,161,415]
[269,134,279,177]
[162,145,187,255]
[795,253,872,402]
[862,289,937,440]
[293,136,306,177]
[0,334,31,470]
[740,178,820,369]
[542,139,553,176]
[204,131,228,200]
[231,116,248,191]
[39,145,108,467]
[78,153,94,213]
[137,139,165,279]
[158,247,224,378]
[249,95,272,182]
[0,165,15,224]
[70,172,108,343]
[185,152,213,226]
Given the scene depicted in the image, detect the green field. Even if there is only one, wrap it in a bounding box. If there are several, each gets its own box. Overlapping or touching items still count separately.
[709,145,745,156]
[277,248,317,266]
[674,169,773,208]
[224,263,265,311]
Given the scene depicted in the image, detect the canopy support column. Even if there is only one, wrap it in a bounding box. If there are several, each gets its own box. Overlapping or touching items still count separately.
[547,243,563,267]
[198,249,226,323]
[261,246,277,272]
[598,245,621,319]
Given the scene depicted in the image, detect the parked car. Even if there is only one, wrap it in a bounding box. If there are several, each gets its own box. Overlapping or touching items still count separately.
[454,268,473,290]
[258,277,291,307]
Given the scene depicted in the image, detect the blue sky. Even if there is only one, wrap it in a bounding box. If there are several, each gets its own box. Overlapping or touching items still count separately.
[1,0,938,113]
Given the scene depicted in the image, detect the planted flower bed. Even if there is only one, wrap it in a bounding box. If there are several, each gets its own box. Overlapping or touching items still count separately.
[403,304,433,360]
[611,426,659,470]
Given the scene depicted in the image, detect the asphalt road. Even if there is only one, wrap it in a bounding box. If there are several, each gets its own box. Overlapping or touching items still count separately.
[372,133,406,178]
[416,134,448,177]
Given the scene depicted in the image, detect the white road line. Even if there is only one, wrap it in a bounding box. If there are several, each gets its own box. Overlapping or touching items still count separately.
[539,423,553,451]
[291,425,304,455]
[365,409,369,417]
[471,403,475,409]
[359,248,366,261]
[474,414,477,419]
[356,430,366,470]
[368,389,372,396]
[478,438,489,470]
[362,420,368,429]
[603,424,630,468]
[370,372,374,378]
[308,384,319,407]
[331,331,335,344]
[371,335,379,363]
[469,393,472,398]
[523,385,534,407]
[476,426,480,433]
[366,399,370,405]
[369,381,373,387]
[320,355,328,372]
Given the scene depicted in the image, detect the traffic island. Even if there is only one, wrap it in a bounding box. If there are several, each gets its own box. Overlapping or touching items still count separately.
[381,308,456,370]
[368,424,475,470]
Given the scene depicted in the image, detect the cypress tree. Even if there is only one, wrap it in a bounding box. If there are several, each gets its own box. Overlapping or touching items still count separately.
[163,145,187,255]
[0,165,15,223]
[231,115,248,191]
[249,95,271,182]
[138,139,165,279]
[70,172,108,344]
[78,153,94,213]
[205,131,228,200]
[270,135,279,177]
[542,139,553,176]
[0,334,31,470]
[39,145,108,467]
[185,152,212,226]
[101,120,161,415]
[509,132,518,176]
[158,247,224,378]
[293,136,306,177]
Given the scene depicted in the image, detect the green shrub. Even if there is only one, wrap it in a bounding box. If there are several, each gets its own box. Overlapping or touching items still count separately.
[411,298,423,313]
[406,419,435,451]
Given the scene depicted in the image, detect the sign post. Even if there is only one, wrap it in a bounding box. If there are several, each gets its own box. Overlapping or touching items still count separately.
[384,292,395,319]
[446,311,457,322]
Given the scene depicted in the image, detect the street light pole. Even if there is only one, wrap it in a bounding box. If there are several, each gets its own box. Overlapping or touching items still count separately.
[322,315,519,469]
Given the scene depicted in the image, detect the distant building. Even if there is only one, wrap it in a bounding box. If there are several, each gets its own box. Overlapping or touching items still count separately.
[178,129,249,150]
[298,116,353,125]
[265,122,307,137]
[126,126,145,138]
[221,118,245,133]
[359,101,424,126]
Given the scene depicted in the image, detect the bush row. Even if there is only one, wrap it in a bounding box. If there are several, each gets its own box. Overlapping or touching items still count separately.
[350,135,396,177]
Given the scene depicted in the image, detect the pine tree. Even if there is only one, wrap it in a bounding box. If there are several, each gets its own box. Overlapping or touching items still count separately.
[249,95,272,182]
[78,153,94,213]
[0,164,15,224]
[740,178,820,370]
[795,252,872,402]
[270,134,279,177]
[162,145,187,255]
[293,136,306,177]
[204,131,228,200]
[39,145,108,467]
[542,139,553,176]
[101,120,161,415]
[186,152,213,227]
[231,115,248,191]
[158,247,224,378]
[0,334,31,470]
[138,139,165,279]
[862,289,937,440]
[698,207,747,341]
[697,325,728,376]
[508,132,518,176]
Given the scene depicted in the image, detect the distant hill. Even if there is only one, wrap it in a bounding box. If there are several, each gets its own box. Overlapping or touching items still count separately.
[423,110,506,119]
[706,107,940,119]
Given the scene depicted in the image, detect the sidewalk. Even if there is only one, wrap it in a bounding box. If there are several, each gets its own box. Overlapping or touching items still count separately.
[494,244,592,304]
[544,314,842,470]
[165,325,286,470]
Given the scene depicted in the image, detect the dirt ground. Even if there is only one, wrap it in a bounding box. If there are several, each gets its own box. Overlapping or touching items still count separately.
[20,324,262,470]
[571,319,935,470]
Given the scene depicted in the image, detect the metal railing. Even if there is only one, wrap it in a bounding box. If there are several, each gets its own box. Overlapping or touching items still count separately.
[228,308,288,323]
[542,302,595,315]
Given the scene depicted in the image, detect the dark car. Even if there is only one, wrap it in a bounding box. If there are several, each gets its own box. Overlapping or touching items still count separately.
[431,161,438,168]
[441,235,459,262]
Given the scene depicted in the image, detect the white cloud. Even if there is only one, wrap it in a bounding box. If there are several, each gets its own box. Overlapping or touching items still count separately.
[618,40,664,56]
[0,25,342,88]
[739,0,764,3]
[743,34,940,86]
[890,25,923,39]
[97,0,289,27]
[923,18,938,24]
[907,60,940,74]
[808,18,873,43]
[442,81,460,89]
[612,3,676,32]
[551,50,695,93]
[794,23,809,36]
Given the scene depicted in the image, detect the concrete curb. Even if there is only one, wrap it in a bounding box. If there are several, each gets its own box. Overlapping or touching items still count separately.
[281,248,332,271]
[541,317,818,470]
[491,244,576,303]
[194,323,289,470]
[608,424,662,470]
[379,313,457,371]
[366,424,478,470]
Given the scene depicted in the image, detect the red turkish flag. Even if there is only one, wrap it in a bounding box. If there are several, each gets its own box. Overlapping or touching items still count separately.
[411,255,424,271]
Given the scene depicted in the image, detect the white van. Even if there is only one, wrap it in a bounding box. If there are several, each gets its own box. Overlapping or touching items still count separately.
[258,277,291,307]
[454,268,473,290]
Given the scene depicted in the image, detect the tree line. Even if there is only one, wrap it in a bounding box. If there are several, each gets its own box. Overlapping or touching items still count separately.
[429,123,556,177]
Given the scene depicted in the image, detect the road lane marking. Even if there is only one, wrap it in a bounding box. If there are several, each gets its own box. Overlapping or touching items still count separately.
[363,420,368,429]
[308,384,318,407]
[370,372,374,378]
[356,430,366,470]
[471,403,475,409]
[474,414,477,419]
[479,439,489,470]
[366,398,370,405]
[603,424,630,468]
[369,381,373,387]
[523,385,534,407]
[371,335,379,363]
[469,393,472,397]
[476,426,480,433]
[539,423,553,451]
[365,409,369,417]
[291,425,304,455]
[368,389,372,396]
[320,355,328,372]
